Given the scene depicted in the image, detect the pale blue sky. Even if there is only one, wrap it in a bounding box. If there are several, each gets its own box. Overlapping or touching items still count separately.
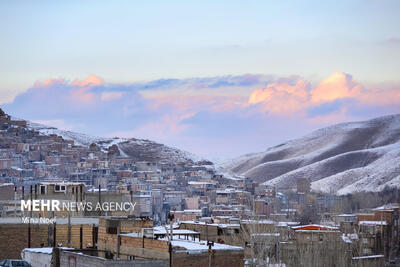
[1,0,399,101]
[1,1,400,157]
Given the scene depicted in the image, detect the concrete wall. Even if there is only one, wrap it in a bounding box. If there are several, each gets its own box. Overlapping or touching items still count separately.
[60,250,168,267]
[21,251,52,267]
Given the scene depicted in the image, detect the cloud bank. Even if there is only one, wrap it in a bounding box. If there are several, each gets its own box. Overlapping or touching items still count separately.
[2,72,400,157]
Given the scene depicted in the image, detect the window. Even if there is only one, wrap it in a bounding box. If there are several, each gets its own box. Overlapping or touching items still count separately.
[107,220,119,234]
[40,185,46,195]
[129,256,135,260]
[54,184,66,192]
[363,238,369,244]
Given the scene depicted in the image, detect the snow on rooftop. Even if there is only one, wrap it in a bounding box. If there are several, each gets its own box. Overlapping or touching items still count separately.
[372,203,400,211]
[241,219,275,224]
[188,181,215,185]
[22,247,54,254]
[276,222,300,227]
[358,221,387,226]
[0,183,14,187]
[153,223,180,232]
[352,255,384,260]
[154,229,200,235]
[22,247,73,254]
[170,238,243,252]
[172,209,202,214]
[87,188,108,193]
[291,224,339,230]
[120,232,142,238]
[335,214,356,217]
[40,182,85,185]
[181,220,240,228]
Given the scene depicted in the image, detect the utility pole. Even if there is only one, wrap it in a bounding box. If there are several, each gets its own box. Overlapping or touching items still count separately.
[206,221,208,242]
[98,184,102,216]
[14,186,17,217]
[117,225,120,259]
[53,222,57,247]
[67,210,71,247]
[207,241,214,267]
[168,213,174,241]
[28,185,32,248]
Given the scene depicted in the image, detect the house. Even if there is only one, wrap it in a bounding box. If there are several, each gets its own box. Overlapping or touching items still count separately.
[97,217,244,266]
[291,224,341,243]
[21,247,169,267]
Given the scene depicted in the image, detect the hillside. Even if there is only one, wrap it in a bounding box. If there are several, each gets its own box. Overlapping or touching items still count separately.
[223,114,400,195]
[27,121,201,164]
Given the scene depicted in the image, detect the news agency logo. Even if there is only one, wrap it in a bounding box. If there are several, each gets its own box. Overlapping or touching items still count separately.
[20,199,136,212]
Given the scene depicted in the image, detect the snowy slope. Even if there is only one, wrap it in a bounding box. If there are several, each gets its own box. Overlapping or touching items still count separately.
[27,121,200,164]
[223,114,400,194]
[26,121,245,178]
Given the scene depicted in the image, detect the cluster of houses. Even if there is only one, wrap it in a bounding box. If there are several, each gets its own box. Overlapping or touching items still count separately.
[0,111,399,266]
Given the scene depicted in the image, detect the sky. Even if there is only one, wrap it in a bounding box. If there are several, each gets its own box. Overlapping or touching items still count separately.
[1,1,400,158]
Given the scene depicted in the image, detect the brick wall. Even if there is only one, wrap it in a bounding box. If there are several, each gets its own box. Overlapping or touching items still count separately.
[171,250,244,267]
[98,229,169,260]
[179,223,218,241]
[0,224,48,259]
[0,184,14,200]
[0,223,95,259]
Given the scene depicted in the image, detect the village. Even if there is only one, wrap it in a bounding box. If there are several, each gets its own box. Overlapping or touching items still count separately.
[0,109,399,266]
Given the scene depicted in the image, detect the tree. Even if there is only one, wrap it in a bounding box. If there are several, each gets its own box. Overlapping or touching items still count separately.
[0,108,5,117]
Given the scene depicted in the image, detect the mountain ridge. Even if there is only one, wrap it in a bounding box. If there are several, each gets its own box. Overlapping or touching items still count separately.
[223,113,400,195]
[27,120,203,164]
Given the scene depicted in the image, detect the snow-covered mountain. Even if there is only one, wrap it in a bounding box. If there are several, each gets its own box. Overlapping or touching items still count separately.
[28,121,201,164]
[223,114,400,195]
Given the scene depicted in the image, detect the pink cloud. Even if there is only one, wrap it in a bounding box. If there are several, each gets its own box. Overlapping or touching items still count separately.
[248,72,400,115]
[357,87,400,106]
[70,87,96,103]
[311,72,361,103]
[248,80,310,115]
[68,74,104,103]
[31,74,105,104]
[34,78,65,87]
[71,74,104,87]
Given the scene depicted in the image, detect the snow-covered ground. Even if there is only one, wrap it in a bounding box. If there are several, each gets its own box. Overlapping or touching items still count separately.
[225,114,400,194]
